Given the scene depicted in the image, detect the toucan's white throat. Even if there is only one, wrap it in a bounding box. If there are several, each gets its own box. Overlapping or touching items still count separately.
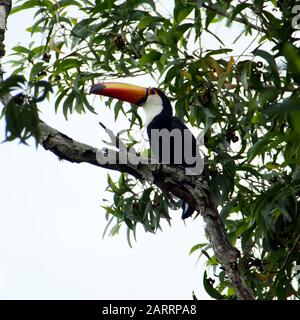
[142,95,163,127]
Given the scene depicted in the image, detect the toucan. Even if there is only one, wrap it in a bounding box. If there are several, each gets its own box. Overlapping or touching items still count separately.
[90,82,201,219]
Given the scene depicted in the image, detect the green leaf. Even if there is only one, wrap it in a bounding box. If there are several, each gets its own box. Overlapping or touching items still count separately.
[110,223,121,236]
[0,75,26,97]
[205,48,233,56]
[265,98,300,119]
[138,15,165,29]
[175,6,194,24]
[230,3,250,22]
[12,45,32,55]
[189,243,208,255]
[62,91,75,119]
[55,89,69,113]
[56,0,82,8]
[29,62,45,81]
[53,59,81,75]
[205,9,216,28]
[247,133,286,162]
[210,175,232,205]
[283,43,300,73]
[241,62,249,91]
[203,271,224,300]
[10,0,52,14]
[113,100,123,121]
[140,50,162,66]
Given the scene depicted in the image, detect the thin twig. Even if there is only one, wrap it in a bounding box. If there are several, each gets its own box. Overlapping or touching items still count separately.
[202,3,264,33]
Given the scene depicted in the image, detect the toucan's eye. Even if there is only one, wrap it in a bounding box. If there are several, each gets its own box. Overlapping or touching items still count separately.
[150,88,156,95]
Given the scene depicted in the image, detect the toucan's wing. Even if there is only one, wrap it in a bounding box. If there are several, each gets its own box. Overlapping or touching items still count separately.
[170,116,190,130]
[147,115,200,219]
[146,115,200,169]
[170,116,199,159]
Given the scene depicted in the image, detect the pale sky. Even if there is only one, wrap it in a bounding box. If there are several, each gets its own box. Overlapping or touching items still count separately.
[0,1,262,299]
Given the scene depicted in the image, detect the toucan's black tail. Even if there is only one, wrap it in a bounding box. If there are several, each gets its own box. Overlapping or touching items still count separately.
[181,202,194,219]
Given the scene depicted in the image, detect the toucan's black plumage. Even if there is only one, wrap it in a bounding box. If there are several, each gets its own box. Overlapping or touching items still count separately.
[90,82,201,219]
[146,90,199,166]
[146,89,200,219]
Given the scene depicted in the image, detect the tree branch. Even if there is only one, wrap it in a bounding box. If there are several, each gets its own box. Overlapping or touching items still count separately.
[39,121,253,300]
[0,0,254,300]
[39,121,202,209]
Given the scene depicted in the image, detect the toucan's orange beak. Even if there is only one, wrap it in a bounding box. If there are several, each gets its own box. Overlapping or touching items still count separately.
[90,82,148,105]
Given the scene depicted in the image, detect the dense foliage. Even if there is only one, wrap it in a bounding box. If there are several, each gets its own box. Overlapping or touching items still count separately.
[1,0,300,299]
